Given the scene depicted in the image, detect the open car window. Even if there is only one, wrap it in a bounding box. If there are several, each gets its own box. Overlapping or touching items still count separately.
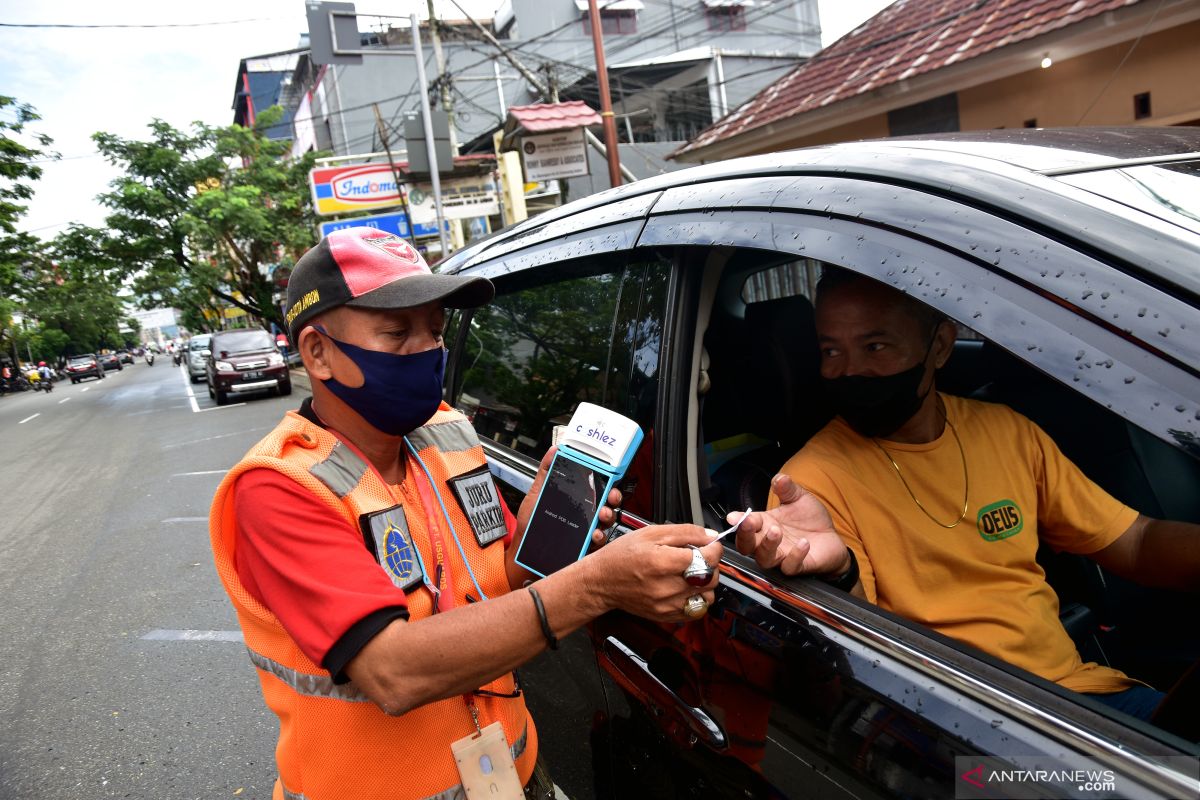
[692,241,1200,751]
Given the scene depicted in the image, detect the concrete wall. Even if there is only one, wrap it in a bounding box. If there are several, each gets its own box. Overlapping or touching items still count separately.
[959,21,1200,129]
[733,20,1200,156]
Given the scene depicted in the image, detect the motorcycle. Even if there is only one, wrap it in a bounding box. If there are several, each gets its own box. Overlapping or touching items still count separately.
[145,352,155,366]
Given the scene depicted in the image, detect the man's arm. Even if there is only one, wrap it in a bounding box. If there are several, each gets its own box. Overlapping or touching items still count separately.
[347,522,722,716]
[733,474,866,599]
[1087,514,1200,592]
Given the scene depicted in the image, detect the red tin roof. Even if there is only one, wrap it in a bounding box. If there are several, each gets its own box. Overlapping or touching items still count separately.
[675,0,1142,158]
[507,101,603,133]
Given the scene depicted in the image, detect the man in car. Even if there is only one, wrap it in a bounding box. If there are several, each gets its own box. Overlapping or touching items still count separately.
[734,267,1199,721]
[209,227,723,800]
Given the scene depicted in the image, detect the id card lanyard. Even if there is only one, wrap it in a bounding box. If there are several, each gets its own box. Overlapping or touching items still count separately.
[321,427,487,723]
[323,427,523,795]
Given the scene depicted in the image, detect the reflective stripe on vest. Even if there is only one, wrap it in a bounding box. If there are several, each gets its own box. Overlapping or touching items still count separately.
[309,441,368,498]
[247,648,371,702]
[279,724,528,800]
[407,417,478,455]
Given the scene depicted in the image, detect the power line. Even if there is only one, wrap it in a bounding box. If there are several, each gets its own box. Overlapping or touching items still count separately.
[0,17,285,30]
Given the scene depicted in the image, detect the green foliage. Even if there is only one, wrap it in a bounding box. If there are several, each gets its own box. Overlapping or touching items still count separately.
[0,96,54,235]
[93,107,324,333]
[0,96,53,359]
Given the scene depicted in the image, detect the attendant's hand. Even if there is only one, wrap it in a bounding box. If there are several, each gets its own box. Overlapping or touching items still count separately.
[582,524,722,621]
[733,474,849,576]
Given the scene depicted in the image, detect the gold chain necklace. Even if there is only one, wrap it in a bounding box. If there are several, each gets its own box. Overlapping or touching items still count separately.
[872,416,969,529]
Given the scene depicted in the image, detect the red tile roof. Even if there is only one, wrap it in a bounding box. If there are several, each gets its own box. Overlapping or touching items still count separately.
[675,0,1141,157]
[507,101,602,133]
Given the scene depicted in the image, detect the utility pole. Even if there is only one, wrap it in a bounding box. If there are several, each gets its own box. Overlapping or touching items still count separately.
[585,0,622,188]
[373,103,416,239]
[425,0,453,121]
[411,12,451,260]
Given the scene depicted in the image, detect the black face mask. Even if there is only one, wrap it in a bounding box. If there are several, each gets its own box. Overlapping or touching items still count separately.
[822,333,937,439]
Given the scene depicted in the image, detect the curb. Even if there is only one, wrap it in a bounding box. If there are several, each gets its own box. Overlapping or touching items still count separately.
[289,366,311,394]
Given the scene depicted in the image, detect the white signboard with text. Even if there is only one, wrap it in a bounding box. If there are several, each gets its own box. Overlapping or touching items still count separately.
[520,129,589,182]
[406,176,501,224]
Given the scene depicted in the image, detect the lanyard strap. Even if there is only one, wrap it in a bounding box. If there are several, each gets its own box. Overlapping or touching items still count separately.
[317,423,490,721]
[319,425,455,611]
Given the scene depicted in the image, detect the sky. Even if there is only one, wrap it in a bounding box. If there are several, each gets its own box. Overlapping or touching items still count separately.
[1,0,895,240]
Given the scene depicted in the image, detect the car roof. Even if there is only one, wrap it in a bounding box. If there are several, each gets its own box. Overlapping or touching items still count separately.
[441,127,1200,294]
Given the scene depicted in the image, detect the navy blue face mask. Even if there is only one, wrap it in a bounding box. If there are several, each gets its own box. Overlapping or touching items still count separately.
[315,326,446,436]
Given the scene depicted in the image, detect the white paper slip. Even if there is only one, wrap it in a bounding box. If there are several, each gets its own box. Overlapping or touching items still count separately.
[708,507,752,542]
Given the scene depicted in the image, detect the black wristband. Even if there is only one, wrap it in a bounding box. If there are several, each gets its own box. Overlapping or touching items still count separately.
[822,548,859,592]
[527,586,558,650]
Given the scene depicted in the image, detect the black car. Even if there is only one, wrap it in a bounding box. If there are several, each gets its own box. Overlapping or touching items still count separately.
[205,328,292,405]
[65,354,104,383]
[97,353,122,372]
[438,129,1200,799]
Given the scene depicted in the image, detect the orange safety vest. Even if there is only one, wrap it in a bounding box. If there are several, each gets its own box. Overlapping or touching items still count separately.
[210,404,537,800]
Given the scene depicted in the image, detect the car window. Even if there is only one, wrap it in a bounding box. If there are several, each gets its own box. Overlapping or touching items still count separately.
[189,336,211,351]
[213,330,273,354]
[69,356,92,364]
[454,255,670,518]
[696,237,1200,746]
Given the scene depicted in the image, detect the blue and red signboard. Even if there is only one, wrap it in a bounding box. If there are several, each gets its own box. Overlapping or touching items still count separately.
[310,164,404,216]
[318,210,446,240]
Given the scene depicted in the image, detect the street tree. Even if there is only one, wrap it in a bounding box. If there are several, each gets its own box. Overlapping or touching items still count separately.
[0,96,54,364]
[93,107,322,333]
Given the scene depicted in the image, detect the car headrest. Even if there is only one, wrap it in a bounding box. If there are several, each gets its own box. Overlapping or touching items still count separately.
[742,294,824,444]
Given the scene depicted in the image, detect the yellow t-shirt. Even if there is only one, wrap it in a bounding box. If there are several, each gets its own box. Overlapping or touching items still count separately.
[773,393,1140,694]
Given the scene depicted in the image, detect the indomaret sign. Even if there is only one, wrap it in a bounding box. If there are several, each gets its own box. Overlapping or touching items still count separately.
[310,164,404,216]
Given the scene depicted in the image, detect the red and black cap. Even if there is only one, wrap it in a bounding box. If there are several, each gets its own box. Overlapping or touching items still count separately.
[284,228,493,340]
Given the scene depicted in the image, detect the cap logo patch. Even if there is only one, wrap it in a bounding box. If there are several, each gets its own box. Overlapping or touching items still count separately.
[334,230,430,297]
[362,231,422,265]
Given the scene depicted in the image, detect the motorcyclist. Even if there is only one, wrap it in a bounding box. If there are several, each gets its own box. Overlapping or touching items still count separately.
[37,362,54,392]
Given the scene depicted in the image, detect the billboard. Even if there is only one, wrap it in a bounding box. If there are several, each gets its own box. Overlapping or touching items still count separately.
[310,163,404,216]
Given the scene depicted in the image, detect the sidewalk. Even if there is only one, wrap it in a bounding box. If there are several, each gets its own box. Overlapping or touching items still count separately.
[289,364,311,394]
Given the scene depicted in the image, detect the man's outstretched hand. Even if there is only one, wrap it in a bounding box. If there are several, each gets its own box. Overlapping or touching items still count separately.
[732,474,850,577]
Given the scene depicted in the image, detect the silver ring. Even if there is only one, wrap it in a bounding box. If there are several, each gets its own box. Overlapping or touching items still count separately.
[683,594,709,620]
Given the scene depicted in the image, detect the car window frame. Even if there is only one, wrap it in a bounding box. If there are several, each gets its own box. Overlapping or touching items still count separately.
[638,176,1200,460]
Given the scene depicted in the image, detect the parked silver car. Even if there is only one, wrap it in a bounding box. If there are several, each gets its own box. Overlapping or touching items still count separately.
[186,334,212,383]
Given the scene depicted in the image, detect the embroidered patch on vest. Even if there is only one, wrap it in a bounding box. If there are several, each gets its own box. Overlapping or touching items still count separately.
[448,466,508,547]
[361,505,424,591]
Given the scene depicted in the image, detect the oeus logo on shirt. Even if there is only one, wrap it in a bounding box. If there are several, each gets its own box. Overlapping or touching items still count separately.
[977,499,1023,541]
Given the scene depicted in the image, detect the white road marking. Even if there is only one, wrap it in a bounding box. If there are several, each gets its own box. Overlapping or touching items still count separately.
[182,368,200,412]
[141,629,244,643]
[58,397,70,404]
[196,402,245,412]
[172,470,228,477]
[18,413,39,424]
[163,426,270,449]
[81,386,90,392]
[161,517,208,523]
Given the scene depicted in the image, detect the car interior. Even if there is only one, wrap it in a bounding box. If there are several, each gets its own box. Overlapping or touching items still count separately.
[690,248,1200,741]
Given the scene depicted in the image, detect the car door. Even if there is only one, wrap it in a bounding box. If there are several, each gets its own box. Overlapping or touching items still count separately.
[597,171,1200,798]
[444,240,675,799]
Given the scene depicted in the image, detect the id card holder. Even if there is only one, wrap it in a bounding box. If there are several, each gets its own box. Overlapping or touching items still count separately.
[451,721,524,799]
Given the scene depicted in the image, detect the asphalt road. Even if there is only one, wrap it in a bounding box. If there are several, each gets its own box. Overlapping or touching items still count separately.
[0,361,312,799]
